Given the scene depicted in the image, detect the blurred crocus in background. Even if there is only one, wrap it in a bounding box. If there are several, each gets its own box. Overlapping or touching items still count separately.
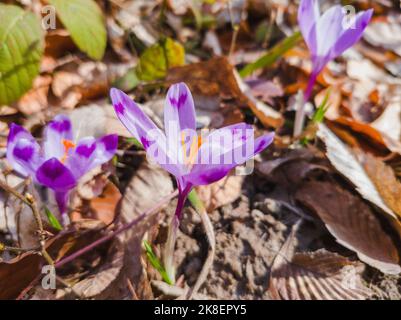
[7,115,118,224]
[293,0,373,136]
[111,83,274,282]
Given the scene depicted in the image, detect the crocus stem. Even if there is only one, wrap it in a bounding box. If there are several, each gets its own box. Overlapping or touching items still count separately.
[293,72,318,138]
[55,191,70,226]
[164,186,191,284]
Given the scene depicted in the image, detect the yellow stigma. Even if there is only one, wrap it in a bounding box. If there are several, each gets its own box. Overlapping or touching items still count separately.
[181,132,202,166]
[61,139,75,163]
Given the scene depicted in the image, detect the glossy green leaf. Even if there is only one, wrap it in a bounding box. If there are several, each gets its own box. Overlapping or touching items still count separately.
[47,0,107,60]
[0,4,44,105]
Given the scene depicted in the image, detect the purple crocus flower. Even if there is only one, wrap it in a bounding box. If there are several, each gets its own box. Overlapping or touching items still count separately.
[7,115,118,221]
[294,0,373,137]
[110,82,274,281]
[298,0,373,101]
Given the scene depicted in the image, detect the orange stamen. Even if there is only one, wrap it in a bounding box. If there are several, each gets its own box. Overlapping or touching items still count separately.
[61,139,76,163]
[182,133,202,166]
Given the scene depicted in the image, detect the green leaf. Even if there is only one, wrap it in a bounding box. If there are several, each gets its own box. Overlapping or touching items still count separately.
[44,206,63,231]
[113,68,140,92]
[136,38,185,81]
[47,0,107,60]
[239,31,302,78]
[312,90,331,124]
[143,240,173,285]
[0,4,44,105]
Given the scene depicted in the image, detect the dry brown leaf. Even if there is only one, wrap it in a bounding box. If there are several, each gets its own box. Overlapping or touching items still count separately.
[167,56,283,128]
[89,182,122,225]
[296,181,401,275]
[317,124,396,219]
[70,238,124,299]
[270,247,373,300]
[196,175,243,212]
[360,152,401,219]
[118,162,174,299]
[16,76,52,115]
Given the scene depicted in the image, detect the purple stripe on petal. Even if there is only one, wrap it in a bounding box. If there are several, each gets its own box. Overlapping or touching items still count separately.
[13,144,34,162]
[7,124,43,178]
[114,102,125,115]
[36,158,76,191]
[101,134,118,152]
[76,142,96,158]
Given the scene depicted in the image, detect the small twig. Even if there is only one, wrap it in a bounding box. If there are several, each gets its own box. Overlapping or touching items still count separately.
[228,0,247,58]
[0,179,54,266]
[16,190,177,300]
[0,244,40,254]
[55,190,177,269]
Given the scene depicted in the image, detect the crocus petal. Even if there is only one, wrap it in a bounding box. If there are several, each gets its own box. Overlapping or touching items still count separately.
[164,83,197,168]
[55,190,69,216]
[164,82,196,143]
[36,158,76,191]
[66,135,118,179]
[7,123,42,177]
[186,129,274,186]
[331,9,373,60]
[298,0,320,51]
[315,5,345,58]
[111,88,185,177]
[43,115,74,160]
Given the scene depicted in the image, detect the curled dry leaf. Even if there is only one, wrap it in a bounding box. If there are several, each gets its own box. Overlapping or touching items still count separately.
[167,56,283,128]
[317,124,396,219]
[196,175,244,212]
[296,181,401,275]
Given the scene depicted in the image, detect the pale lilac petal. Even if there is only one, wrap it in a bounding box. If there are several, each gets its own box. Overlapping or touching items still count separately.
[43,115,74,160]
[164,82,196,135]
[7,123,42,177]
[110,88,162,142]
[66,135,118,179]
[186,132,274,186]
[36,158,76,191]
[315,5,345,59]
[110,88,182,177]
[331,9,373,60]
[298,0,320,52]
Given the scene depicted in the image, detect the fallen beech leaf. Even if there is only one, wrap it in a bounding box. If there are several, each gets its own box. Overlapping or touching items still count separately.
[90,182,122,225]
[270,247,373,300]
[118,163,174,299]
[0,222,104,299]
[70,238,124,299]
[296,181,401,275]
[196,175,243,212]
[360,153,401,219]
[167,56,283,128]
[317,124,395,219]
[17,75,52,115]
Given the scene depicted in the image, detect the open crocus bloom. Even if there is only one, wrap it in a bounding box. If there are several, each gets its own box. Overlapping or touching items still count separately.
[7,115,118,219]
[298,0,373,100]
[111,82,274,281]
[111,83,274,208]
